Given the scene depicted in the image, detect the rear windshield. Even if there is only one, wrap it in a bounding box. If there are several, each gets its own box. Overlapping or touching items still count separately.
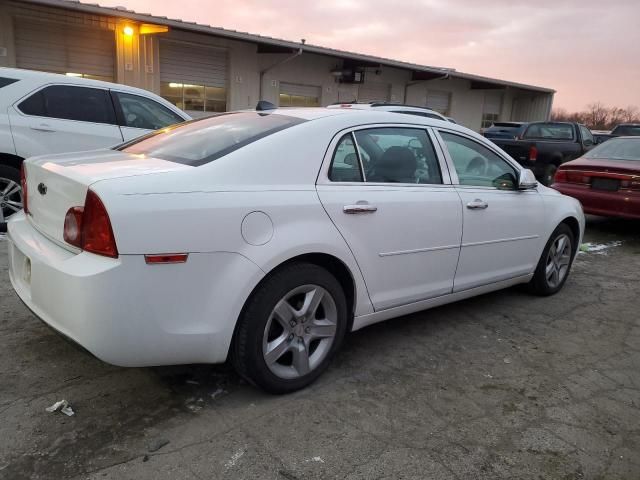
[584,138,640,161]
[523,123,575,140]
[611,125,640,136]
[0,77,19,88]
[118,112,305,166]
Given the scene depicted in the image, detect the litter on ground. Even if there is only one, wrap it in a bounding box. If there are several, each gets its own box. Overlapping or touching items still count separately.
[579,241,622,254]
[45,399,75,417]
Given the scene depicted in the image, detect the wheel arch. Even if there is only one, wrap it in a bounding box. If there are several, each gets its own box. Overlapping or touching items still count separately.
[0,153,24,171]
[560,216,581,253]
[244,252,359,331]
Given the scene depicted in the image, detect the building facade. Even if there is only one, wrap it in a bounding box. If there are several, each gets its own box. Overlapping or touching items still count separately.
[0,0,555,130]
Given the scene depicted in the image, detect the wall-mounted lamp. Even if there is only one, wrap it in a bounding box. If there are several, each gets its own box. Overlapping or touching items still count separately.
[123,25,135,36]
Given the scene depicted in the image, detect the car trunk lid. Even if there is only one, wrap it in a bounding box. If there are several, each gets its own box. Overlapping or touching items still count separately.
[24,149,190,246]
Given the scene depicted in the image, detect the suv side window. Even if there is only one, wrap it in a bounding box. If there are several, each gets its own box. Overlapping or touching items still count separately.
[354,127,442,184]
[440,131,517,189]
[18,85,116,124]
[580,125,594,146]
[113,92,184,130]
[329,133,363,182]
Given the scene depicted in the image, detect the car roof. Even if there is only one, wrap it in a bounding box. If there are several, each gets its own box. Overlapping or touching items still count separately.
[249,107,454,124]
[0,67,171,98]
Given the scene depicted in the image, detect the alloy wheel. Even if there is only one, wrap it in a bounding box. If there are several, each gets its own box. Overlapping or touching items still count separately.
[262,284,338,379]
[0,177,23,223]
[545,233,571,288]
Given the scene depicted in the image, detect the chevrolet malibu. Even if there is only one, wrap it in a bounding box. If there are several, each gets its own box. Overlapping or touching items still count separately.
[8,108,584,393]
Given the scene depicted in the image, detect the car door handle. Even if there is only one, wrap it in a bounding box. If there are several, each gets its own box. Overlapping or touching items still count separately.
[30,123,55,132]
[466,199,488,210]
[343,204,378,214]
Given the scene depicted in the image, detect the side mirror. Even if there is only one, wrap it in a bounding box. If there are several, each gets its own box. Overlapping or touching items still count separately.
[518,169,538,190]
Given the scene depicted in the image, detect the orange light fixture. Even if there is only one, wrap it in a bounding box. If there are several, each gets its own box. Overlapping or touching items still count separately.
[123,25,134,36]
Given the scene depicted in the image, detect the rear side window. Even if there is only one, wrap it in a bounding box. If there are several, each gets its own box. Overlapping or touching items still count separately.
[18,85,116,124]
[329,127,443,184]
[113,91,185,130]
[329,134,363,182]
[119,112,306,166]
[0,77,19,89]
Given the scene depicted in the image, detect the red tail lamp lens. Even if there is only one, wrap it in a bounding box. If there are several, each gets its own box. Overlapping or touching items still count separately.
[63,190,118,258]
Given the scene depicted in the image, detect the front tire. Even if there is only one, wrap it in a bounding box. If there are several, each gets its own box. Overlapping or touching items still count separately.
[232,262,348,394]
[529,223,575,296]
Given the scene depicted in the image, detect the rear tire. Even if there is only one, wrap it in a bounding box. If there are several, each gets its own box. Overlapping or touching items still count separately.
[231,262,348,394]
[528,223,575,296]
[0,164,23,232]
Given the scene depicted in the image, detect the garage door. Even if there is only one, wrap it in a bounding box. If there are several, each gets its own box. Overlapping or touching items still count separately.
[159,41,228,113]
[426,90,451,115]
[15,19,115,81]
[357,83,390,103]
[482,91,503,128]
[279,83,321,106]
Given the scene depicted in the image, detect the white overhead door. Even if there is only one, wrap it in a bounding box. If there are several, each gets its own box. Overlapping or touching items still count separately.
[279,83,321,106]
[159,40,228,113]
[482,91,503,128]
[15,19,115,81]
[159,41,227,88]
[426,90,451,115]
[483,91,503,116]
[357,83,391,103]
[338,84,358,103]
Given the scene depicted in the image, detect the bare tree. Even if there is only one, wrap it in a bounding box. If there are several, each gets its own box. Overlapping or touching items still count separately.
[585,102,610,130]
[551,103,639,130]
[621,105,640,123]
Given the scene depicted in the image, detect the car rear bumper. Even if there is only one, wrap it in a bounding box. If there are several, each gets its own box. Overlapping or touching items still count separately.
[551,183,640,219]
[7,212,265,367]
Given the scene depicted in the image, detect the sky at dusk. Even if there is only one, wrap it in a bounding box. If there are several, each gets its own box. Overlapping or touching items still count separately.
[101,0,640,111]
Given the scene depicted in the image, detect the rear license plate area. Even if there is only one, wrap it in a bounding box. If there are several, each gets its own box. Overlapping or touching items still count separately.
[591,178,620,191]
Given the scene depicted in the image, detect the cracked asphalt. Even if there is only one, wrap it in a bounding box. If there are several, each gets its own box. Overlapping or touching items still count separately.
[1,216,639,480]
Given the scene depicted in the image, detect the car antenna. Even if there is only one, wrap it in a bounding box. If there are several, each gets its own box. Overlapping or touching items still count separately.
[256,100,276,112]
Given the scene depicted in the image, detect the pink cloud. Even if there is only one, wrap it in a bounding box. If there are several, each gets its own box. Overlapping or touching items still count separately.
[100,0,640,111]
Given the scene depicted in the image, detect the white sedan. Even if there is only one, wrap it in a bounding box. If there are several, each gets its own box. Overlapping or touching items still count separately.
[8,108,584,393]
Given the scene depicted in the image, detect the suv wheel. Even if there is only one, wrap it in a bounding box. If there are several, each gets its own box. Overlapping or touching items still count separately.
[0,165,23,231]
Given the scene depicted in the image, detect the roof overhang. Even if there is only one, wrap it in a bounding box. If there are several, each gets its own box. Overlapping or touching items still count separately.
[17,0,556,94]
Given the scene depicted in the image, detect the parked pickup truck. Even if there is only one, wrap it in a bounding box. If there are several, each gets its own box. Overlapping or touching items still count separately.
[488,121,595,186]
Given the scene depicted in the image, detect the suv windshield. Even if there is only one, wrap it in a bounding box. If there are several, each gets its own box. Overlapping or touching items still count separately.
[611,125,640,136]
[584,137,640,161]
[523,123,574,140]
[118,112,305,166]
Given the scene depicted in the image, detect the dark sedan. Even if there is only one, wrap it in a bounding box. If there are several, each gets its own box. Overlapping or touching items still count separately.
[552,137,640,219]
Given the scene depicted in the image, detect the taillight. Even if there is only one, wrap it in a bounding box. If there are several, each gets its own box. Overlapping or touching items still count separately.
[63,190,118,258]
[528,146,538,162]
[20,163,28,215]
[553,169,567,183]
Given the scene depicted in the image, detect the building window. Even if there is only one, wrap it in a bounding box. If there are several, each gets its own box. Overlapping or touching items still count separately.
[64,72,113,82]
[481,113,500,129]
[279,93,320,107]
[160,82,227,113]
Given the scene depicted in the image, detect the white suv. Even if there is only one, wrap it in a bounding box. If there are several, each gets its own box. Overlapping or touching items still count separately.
[0,68,190,226]
[327,102,456,123]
